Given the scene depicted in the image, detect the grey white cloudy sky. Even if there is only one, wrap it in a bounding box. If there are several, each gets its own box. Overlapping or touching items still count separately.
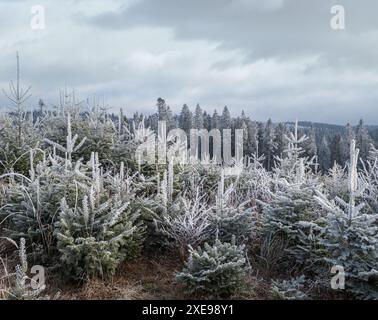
[1,0,378,124]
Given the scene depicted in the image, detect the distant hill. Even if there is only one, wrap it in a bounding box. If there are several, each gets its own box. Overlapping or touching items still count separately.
[284,121,378,145]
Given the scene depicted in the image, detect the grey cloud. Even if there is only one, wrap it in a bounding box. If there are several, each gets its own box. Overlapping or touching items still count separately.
[78,0,378,124]
[86,0,378,69]
[1,0,378,125]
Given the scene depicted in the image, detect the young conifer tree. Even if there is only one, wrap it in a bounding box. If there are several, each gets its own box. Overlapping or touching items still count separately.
[176,235,247,297]
[261,120,324,270]
[56,182,142,280]
[315,140,378,299]
[210,170,254,243]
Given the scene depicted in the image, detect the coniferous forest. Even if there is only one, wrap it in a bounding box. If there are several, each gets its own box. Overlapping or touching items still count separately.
[1,56,378,301]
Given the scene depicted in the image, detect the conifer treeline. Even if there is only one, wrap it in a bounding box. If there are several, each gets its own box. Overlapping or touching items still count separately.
[121,98,377,172]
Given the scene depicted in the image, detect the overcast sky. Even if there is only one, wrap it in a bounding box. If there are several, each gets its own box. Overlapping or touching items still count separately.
[1,0,378,124]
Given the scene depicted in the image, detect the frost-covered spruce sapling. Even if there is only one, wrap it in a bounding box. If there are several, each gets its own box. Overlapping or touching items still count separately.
[235,156,272,206]
[177,159,223,197]
[271,275,308,300]
[323,162,348,200]
[315,140,378,299]
[260,179,324,270]
[44,113,87,163]
[0,114,91,261]
[0,150,77,260]
[0,53,43,175]
[129,163,176,250]
[56,183,142,281]
[260,124,324,270]
[360,144,378,213]
[127,118,159,175]
[104,160,146,255]
[176,235,247,297]
[274,120,317,184]
[75,103,117,163]
[209,170,254,243]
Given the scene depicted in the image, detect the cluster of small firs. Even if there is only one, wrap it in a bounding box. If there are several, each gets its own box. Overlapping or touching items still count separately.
[1,90,378,300]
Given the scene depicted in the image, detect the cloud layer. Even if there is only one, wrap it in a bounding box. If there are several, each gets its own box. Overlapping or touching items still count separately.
[1,0,378,124]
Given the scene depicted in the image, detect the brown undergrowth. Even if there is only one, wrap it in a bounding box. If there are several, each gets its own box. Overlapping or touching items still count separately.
[54,253,270,300]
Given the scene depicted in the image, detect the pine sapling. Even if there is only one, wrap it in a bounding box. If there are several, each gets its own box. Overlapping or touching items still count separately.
[315,140,378,299]
[176,235,247,297]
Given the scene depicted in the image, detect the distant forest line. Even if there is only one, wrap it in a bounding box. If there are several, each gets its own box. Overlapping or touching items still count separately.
[14,97,378,173]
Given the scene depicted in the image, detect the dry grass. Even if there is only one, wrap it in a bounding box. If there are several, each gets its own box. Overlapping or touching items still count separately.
[0,242,272,300]
[0,238,17,299]
[59,254,186,300]
[59,278,148,300]
[56,253,272,300]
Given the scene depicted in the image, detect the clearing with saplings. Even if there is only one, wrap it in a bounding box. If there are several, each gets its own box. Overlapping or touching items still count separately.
[1,56,378,300]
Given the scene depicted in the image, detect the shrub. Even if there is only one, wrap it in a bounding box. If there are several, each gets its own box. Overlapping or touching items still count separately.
[324,163,348,200]
[56,187,143,281]
[210,171,255,243]
[0,151,88,261]
[271,275,308,300]
[260,180,325,270]
[259,120,326,272]
[315,140,378,299]
[176,236,247,297]
[154,188,212,259]
[1,238,45,300]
